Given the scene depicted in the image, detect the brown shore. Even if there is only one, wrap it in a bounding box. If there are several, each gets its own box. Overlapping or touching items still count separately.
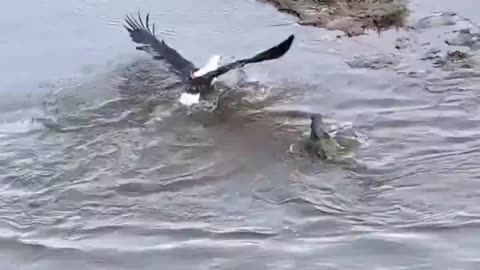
[259,0,409,36]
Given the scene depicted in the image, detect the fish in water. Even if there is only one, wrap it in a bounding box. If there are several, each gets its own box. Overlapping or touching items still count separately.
[123,12,295,106]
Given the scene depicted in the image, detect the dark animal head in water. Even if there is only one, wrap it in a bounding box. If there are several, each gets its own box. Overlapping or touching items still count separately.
[305,113,340,160]
[310,113,330,141]
[123,12,295,96]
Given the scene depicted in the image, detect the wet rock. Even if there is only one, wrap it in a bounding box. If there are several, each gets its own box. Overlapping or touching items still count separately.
[445,28,480,49]
[446,50,469,61]
[407,12,480,70]
[433,50,473,68]
[412,12,457,30]
[394,37,412,50]
[420,46,473,69]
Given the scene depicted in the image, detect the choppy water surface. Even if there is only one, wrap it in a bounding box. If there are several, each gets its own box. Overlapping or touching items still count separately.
[2,0,480,269]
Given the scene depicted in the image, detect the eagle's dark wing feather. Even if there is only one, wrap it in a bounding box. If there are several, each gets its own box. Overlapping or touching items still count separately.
[124,12,197,78]
[194,34,295,83]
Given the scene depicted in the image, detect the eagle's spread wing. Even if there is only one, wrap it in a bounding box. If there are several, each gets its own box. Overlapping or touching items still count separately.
[192,34,295,84]
[124,12,197,78]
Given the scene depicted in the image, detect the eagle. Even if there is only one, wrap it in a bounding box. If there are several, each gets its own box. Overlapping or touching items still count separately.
[123,12,295,105]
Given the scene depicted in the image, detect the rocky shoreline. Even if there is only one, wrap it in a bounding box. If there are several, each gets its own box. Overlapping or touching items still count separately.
[259,0,480,93]
[259,0,408,36]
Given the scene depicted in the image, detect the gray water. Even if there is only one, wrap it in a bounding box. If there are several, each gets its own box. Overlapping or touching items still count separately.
[1,0,480,269]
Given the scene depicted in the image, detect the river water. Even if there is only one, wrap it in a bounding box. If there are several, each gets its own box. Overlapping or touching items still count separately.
[1,0,480,269]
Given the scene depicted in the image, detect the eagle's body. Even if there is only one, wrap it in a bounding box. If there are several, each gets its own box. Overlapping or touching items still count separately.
[123,13,295,104]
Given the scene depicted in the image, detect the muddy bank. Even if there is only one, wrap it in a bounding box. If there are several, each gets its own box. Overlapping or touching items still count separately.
[259,0,408,36]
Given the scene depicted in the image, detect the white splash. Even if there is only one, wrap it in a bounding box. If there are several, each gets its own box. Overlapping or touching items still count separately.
[179,55,221,106]
[179,92,200,106]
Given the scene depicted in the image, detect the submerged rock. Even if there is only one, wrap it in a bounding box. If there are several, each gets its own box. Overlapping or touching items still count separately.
[420,46,473,69]
[412,12,457,30]
[346,53,401,70]
[433,50,474,69]
[394,37,412,50]
[445,28,480,49]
